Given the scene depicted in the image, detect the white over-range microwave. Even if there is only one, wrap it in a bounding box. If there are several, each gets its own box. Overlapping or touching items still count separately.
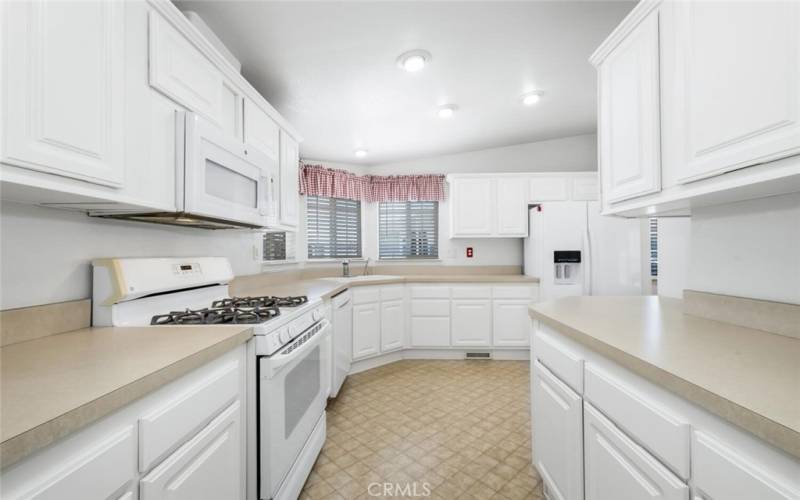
[100,112,278,229]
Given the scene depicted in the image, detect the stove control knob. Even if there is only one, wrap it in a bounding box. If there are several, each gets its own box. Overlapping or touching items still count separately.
[279,329,290,344]
[312,309,322,322]
[288,325,298,337]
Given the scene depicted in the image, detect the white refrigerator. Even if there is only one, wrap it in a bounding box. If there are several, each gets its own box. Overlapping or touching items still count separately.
[524,201,642,300]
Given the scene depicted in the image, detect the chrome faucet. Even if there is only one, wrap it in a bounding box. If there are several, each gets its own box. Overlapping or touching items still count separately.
[342,259,350,277]
[362,257,371,276]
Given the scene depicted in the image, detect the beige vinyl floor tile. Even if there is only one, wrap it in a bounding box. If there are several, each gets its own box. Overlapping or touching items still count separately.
[302,360,543,499]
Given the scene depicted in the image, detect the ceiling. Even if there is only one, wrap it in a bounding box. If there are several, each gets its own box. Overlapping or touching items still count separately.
[175,1,635,165]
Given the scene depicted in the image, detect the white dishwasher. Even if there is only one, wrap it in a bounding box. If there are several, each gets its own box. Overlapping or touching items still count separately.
[330,290,352,397]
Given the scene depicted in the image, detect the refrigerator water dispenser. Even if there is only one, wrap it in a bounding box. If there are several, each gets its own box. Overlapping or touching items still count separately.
[553,250,581,285]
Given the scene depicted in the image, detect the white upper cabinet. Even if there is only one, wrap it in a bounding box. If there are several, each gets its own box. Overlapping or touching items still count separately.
[529,177,569,202]
[496,177,528,236]
[244,98,281,162]
[2,0,125,187]
[450,176,494,237]
[278,130,300,228]
[669,1,800,183]
[596,7,662,204]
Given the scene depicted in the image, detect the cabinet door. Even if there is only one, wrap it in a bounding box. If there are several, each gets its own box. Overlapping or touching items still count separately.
[451,177,494,236]
[2,0,125,187]
[671,2,800,183]
[244,99,280,162]
[598,9,661,203]
[584,403,688,500]
[220,81,243,141]
[532,361,583,500]
[279,130,300,228]
[451,299,492,346]
[410,316,451,347]
[492,299,531,347]
[496,178,528,236]
[691,431,799,500]
[352,303,379,359]
[140,402,244,500]
[380,299,404,352]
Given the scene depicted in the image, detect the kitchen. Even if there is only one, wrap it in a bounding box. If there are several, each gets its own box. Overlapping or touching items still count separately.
[0,1,798,499]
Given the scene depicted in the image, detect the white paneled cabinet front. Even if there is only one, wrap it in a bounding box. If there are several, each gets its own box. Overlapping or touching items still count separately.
[531,361,584,500]
[140,402,244,500]
[450,177,494,236]
[495,178,528,236]
[380,299,405,352]
[492,299,531,347]
[278,130,300,228]
[352,303,380,359]
[451,299,492,347]
[583,403,689,500]
[669,1,800,183]
[2,0,125,187]
[597,8,662,204]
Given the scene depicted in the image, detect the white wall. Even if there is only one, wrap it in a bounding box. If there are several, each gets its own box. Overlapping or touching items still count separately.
[0,201,264,310]
[657,217,691,299]
[687,192,800,304]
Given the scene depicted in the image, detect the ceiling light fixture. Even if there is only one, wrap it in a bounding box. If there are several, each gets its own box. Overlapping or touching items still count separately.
[437,104,458,119]
[521,91,544,106]
[354,149,368,158]
[397,49,431,72]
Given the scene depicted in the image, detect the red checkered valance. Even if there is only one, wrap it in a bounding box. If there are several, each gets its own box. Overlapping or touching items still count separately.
[298,164,446,202]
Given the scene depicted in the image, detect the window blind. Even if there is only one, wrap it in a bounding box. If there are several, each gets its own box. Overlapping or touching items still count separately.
[379,201,439,259]
[649,218,658,277]
[306,196,362,259]
[263,232,295,261]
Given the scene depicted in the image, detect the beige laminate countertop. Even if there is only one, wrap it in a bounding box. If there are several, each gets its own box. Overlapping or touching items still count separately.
[529,296,800,459]
[236,274,539,300]
[0,325,252,468]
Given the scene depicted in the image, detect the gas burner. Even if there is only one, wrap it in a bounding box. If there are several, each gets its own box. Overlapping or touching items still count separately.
[273,295,308,307]
[211,295,308,309]
[151,305,280,325]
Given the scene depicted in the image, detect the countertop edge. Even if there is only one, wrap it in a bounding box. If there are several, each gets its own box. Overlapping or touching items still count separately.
[528,307,800,459]
[0,328,252,469]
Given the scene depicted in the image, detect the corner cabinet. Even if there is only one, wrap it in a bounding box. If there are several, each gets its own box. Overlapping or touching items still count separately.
[278,131,300,229]
[2,0,125,187]
[595,6,661,204]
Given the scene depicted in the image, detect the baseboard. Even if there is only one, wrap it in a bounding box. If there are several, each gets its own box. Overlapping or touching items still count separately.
[349,347,530,374]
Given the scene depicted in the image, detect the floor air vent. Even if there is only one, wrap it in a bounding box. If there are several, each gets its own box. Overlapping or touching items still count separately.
[465,352,492,360]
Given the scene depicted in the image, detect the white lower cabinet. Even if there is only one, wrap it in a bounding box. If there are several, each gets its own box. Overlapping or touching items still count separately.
[352,302,380,359]
[492,299,531,347]
[451,299,492,347]
[531,361,583,500]
[410,316,451,347]
[584,403,689,500]
[380,299,404,352]
[140,402,243,500]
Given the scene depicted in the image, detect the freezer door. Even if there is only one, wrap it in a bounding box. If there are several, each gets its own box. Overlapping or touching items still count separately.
[586,201,642,295]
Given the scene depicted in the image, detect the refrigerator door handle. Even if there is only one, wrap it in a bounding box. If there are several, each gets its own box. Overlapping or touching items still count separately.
[583,203,593,296]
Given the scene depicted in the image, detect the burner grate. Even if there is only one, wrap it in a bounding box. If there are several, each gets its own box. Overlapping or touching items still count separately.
[150,295,308,326]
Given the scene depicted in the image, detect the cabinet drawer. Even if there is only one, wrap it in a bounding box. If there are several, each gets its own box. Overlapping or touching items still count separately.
[692,431,799,500]
[493,285,535,299]
[584,403,688,500]
[139,359,240,472]
[451,286,491,299]
[380,285,404,302]
[410,286,450,299]
[140,401,243,500]
[353,287,380,305]
[411,299,450,317]
[584,365,691,479]
[534,329,584,393]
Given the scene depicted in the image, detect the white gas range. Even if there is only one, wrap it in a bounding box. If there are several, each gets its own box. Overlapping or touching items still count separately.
[92,257,330,500]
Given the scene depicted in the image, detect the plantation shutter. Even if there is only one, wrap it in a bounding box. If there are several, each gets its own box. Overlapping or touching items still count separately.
[379,201,439,259]
[306,196,362,259]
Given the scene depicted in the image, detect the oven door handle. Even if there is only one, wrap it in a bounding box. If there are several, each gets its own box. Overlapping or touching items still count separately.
[264,320,331,376]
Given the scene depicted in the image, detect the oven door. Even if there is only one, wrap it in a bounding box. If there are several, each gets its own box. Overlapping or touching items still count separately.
[179,111,275,227]
[259,320,331,499]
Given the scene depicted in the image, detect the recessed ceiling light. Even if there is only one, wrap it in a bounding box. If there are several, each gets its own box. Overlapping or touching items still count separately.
[397,49,431,72]
[522,91,543,106]
[354,149,368,158]
[437,104,458,119]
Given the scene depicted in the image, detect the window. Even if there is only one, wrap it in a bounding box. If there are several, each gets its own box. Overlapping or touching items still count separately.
[263,232,295,262]
[379,201,439,259]
[306,196,362,259]
[649,217,658,277]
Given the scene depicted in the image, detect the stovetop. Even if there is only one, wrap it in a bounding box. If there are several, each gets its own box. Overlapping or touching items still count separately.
[150,295,308,325]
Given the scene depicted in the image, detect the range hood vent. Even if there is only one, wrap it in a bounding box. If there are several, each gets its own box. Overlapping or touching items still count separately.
[92,212,262,230]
